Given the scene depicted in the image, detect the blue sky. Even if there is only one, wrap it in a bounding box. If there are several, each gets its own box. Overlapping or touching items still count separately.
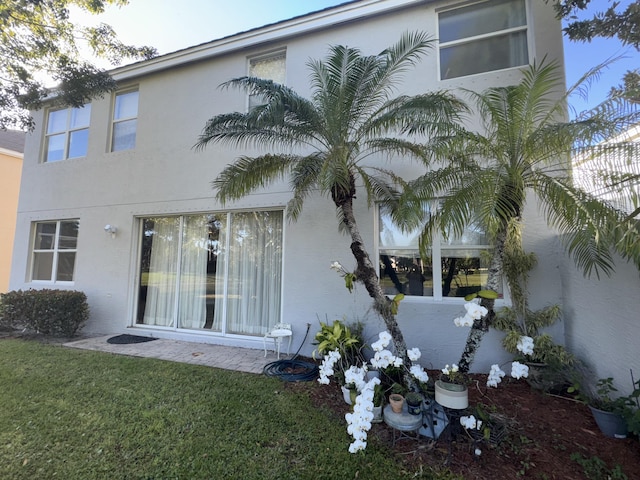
[75,0,639,114]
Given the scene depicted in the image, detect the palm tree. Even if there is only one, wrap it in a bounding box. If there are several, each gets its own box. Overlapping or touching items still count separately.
[397,60,640,373]
[195,32,465,378]
[572,122,640,267]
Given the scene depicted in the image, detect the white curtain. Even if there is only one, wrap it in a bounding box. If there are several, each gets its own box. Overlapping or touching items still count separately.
[211,215,227,332]
[141,211,282,335]
[223,211,283,335]
[177,215,208,329]
[143,217,180,326]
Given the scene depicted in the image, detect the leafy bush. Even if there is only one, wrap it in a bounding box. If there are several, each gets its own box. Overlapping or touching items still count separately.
[313,318,365,384]
[0,289,89,337]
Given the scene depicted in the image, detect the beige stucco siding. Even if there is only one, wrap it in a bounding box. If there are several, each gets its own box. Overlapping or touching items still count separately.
[11,0,568,371]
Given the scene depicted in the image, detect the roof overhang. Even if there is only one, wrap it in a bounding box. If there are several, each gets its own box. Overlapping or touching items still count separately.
[110,0,430,82]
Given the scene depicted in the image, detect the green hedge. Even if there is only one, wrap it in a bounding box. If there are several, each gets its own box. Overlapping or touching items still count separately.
[0,289,89,337]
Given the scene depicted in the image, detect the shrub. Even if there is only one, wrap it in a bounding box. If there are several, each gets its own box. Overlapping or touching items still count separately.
[0,289,89,337]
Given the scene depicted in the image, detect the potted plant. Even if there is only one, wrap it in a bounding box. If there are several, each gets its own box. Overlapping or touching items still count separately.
[585,377,632,438]
[313,318,365,403]
[372,383,384,422]
[405,391,423,415]
[435,364,469,409]
[388,382,406,413]
[623,377,640,437]
[493,245,576,392]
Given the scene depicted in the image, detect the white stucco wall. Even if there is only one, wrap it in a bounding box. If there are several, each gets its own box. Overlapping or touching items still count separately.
[11,0,566,373]
[561,254,640,397]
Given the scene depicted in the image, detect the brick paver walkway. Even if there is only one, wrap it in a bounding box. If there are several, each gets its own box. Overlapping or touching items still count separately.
[64,335,284,374]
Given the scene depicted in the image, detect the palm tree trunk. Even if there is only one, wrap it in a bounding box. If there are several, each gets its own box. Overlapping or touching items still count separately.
[333,182,414,387]
[457,227,506,373]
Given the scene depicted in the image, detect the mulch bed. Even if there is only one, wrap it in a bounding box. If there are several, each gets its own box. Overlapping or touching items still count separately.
[286,374,640,479]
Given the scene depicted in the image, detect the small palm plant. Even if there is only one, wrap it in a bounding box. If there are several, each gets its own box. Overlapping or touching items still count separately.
[493,225,575,367]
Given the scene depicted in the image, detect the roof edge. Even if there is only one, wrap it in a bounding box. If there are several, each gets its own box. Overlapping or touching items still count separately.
[111,0,428,81]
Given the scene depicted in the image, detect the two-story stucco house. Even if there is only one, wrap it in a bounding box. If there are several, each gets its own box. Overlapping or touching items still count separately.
[11,0,569,371]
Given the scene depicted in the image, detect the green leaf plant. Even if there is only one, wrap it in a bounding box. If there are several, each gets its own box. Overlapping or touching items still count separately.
[492,220,576,384]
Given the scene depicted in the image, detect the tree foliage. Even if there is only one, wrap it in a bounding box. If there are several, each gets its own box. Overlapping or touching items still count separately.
[395,60,639,372]
[550,0,640,102]
[0,0,156,130]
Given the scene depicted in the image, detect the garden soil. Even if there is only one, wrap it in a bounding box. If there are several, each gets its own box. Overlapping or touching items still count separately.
[287,373,640,479]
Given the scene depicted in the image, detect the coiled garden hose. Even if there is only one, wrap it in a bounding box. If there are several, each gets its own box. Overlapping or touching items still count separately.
[262,323,319,382]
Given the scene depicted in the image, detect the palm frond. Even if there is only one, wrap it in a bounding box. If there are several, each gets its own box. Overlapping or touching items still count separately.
[212,154,298,204]
[286,153,325,221]
[354,165,404,208]
[195,77,322,151]
[362,92,468,141]
[535,174,621,277]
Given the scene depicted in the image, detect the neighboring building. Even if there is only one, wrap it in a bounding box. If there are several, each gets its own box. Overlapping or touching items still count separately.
[573,124,640,216]
[0,129,25,293]
[11,0,566,371]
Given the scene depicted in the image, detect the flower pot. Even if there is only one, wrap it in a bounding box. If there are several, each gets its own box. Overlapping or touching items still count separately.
[372,405,383,423]
[389,393,404,413]
[341,386,357,405]
[406,401,422,416]
[405,393,423,415]
[435,380,468,409]
[525,361,564,392]
[365,369,380,381]
[589,405,628,438]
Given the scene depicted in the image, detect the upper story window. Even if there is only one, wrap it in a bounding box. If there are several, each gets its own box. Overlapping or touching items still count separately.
[248,51,286,110]
[44,104,91,162]
[378,207,498,299]
[438,0,528,80]
[111,89,139,152]
[31,220,79,283]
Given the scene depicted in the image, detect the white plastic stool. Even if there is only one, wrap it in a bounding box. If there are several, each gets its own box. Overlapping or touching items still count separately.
[263,323,292,358]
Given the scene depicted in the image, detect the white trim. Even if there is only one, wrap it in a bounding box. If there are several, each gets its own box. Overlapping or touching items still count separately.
[109,88,139,153]
[436,0,530,81]
[0,147,23,158]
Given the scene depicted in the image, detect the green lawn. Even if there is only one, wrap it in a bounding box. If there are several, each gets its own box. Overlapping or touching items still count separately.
[0,339,455,479]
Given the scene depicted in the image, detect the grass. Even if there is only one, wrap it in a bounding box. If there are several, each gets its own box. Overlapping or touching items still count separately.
[0,339,456,479]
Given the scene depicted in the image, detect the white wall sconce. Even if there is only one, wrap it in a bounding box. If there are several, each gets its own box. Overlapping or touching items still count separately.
[104,224,118,238]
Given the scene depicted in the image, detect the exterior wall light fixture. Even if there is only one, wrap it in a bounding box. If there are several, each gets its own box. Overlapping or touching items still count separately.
[104,224,118,238]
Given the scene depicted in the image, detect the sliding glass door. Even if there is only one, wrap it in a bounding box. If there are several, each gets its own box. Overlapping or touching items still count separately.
[136,211,283,336]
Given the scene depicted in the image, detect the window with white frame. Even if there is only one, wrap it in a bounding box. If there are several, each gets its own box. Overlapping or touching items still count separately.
[31,220,79,282]
[378,207,498,299]
[111,89,139,152]
[248,51,286,110]
[44,105,91,162]
[136,210,283,335]
[438,0,528,80]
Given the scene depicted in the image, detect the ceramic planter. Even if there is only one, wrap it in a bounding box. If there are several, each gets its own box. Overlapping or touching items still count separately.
[341,386,357,405]
[389,393,405,413]
[372,405,383,423]
[589,405,628,438]
[405,394,423,415]
[435,380,468,409]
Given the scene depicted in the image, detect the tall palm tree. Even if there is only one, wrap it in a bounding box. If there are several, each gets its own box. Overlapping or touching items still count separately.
[195,32,465,377]
[397,60,640,373]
